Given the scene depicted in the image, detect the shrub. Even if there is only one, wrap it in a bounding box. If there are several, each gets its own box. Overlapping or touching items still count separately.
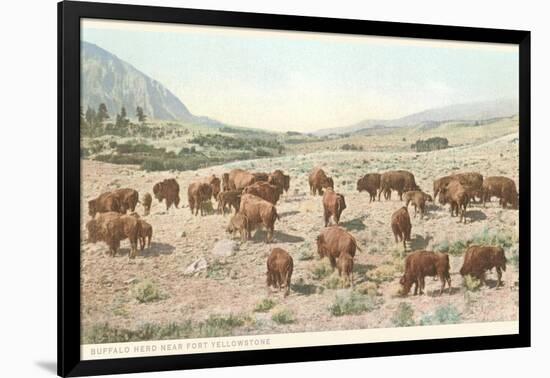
[254,299,276,313]
[271,308,295,324]
[367,263,397,284]
[311,259,333,280]
[391,303,415,327]
[133,279,164,303]
[419,304,461,325]
[324,274,345,289]
[329,291,379,316]
[463,275,481,292]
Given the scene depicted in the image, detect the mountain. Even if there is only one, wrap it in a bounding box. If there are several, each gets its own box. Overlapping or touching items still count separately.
[312,98,519,136]
[81,41,212,124]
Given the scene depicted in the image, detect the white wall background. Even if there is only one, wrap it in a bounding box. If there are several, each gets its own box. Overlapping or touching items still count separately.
[0,0,546,376]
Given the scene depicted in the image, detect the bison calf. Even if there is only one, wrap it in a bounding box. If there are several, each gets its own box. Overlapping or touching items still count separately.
[391,207,412,251]
[404,190,432,219]
[266,248,293,297]
[399,250,451,296]
[142,193,152,216]
[322,188,347,226]
[460,245,507,287]
[226,212,249,242]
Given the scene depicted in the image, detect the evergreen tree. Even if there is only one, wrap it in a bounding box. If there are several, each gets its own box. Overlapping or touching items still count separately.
[136,106,147,123]
[85,106,96,125]
[97,103,110,123]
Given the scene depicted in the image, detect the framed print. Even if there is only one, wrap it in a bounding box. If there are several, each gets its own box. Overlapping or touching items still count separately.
[58,1,531,376]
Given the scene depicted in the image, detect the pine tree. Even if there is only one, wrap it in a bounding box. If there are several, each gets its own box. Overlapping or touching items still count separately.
[136,106,147,123]
[85,106,96,125]
[97,103,110,123]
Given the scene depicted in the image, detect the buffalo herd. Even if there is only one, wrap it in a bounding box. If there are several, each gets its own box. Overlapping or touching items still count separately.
[85,165,518,298]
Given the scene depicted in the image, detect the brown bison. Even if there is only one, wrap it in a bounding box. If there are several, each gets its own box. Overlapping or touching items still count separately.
[253,172,270,182]
[187,182,213,216]
[239,194,279,243]
[217,190,242,215]
[226,212,249,242]
[268,169,290,194]
[404,190,433,219]
[141,192,152,216]
[460,245,507,287]
[203,175,221,200]
[243,181,281,205]
[88,192,122,217]
[113,188,139,213]
[137,220,153,250]
[337,252,354,288]
[391,207,412,251]
[309,167,334,196]
[439,180,470,223]
[322,188,347,227]
[153,178,180,210]
[399,250,451,296]
[266,247,294,297]
[222,173,231,192]
[229,169,257,190]
[378,170,419,201]
[316,226,361,269]
[482,176,518,209]
[433,172,483,202]
[356,173,381,202]
[86,212,141,258]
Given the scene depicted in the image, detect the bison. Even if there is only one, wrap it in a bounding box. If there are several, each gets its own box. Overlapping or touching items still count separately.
[356,173,381,202]
[217,190,242,215]
[187,182,213,216]
[228,169,257,190]
[88,192,122,217]
[439,180,470,223]
[226,212,249,242]
[85,212,141,258]
[337,252,354,288]
[203,175,221,200]
[243,181,281,205]
[433,172,483,202]
[253,172,270,182]
[309,167,334,196]
[222,173,231,192]
[113,188,139,213]
[404,190,433,219]
[460,245,507,287]
[482,176,518,209]
[316,226,361,269]
[399,250,451,296]
[137,220,153,250]
[266,247,293,297]
[322,188,347,227]
[239,194,279,243]
[391,207,412,251]
[141,192,152,216]
[378,170,419,201]
[268,169,290,194]
[153,178,180,210]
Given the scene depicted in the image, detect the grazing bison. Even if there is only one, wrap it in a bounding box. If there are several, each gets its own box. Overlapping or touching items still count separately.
[399,250,451,296]
[88,192,122,217]
[153,178,180,210]
[322,188,347,226]
[203,175,221,200]
[337,252,354,288]
[187,182,213,216]
[243,181,281,205]
[378,170,419,201]
[482,176,518,209]
[460,245,507,287]
[113,188,139,213]
[266,247,294,297]
[433,172,483,202]
[217,190,242,215]
[316,226,361,269]
[439,180,470,223]
[226,212,249,242]
[391,207,412,251]
[141,192,152,216]
[404,190,433,219]
[229,169,257,190]
[86,212,141,258]
[268,169,290,194]
[309,167,334,196]
[239,194,279,243]
[356,173,381,202]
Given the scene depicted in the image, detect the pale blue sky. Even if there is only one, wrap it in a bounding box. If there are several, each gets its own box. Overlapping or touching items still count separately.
[82,20,518,132]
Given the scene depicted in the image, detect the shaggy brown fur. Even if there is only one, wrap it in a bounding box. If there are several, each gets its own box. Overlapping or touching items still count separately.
[253,172,270,182]
[322,188,347,226]
[439,180,470,223]
[266,247,294,297]
[356,173,381,202]
[187,182,213,216]
[153,178,180,210]
[229,169,257,190]
[482,176,518,209]
[137,220,152,250]
[433,172,483,202]
[404,190,433,219]
[391,207,412,251]
[88,192,122,217]
[268,169,290,194]
[243,181,281,205]
[141,193,152,216]
[86,212,141,258]
[460,245,507,287]
[308,167,334,196]
[113,188,139,213]
[222,173,231,192]
[217,190,242,215]
[337,252,354,288]
[399,250,451,296]
[203,175,221,200]
[316,226,361,269]
[378,170,419,201]
[226,212,249,242]
[239,194,280,243]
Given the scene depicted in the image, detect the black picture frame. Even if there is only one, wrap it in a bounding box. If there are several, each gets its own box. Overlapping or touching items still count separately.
[58,1,531,376]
